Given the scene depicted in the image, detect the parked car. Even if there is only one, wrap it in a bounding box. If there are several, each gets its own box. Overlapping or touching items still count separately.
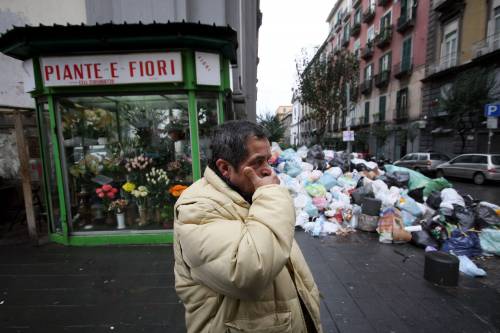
[436,154,500,185]
[393,152,450,174]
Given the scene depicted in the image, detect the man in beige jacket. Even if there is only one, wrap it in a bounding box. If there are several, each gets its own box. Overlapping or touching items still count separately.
[174,121,323,332]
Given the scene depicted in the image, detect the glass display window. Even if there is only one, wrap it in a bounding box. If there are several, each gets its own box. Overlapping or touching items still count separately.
[57,94,192,233]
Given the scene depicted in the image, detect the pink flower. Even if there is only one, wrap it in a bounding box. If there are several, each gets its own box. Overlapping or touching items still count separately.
[111,188,118,194]
[98,192,105,198]
[96,188,103,194]
[107,192,115,199]
[102,184,112,192]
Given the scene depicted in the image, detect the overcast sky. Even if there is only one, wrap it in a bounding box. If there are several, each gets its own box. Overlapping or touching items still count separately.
[256,0,334,117]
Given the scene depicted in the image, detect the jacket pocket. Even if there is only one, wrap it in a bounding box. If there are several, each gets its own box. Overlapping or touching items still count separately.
[225,311,292,332]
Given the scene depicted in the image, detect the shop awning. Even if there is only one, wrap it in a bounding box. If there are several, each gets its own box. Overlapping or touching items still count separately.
[0,22,238,64]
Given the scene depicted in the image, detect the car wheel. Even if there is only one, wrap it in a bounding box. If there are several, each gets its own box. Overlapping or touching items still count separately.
[436,169,445,178]
[473,172,485,185]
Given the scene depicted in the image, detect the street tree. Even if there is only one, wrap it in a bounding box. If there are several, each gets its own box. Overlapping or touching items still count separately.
[440,67,499,153]
[295,48,359,144]
[257,113,286,143]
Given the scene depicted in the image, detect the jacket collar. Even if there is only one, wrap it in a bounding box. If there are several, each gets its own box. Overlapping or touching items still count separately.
[204,167,250,208]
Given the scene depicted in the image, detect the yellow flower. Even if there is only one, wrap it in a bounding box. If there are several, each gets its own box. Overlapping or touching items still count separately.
[122,182,136,193]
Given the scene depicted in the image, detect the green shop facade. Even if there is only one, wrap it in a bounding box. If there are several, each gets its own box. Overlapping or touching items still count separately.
[0,22,237,245]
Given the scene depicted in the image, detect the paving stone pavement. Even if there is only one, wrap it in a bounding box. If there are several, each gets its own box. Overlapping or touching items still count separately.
[1,231,499,332]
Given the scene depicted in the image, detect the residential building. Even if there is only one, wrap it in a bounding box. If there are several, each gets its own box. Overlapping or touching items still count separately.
[319,0,430,159]
[275,105,292,145]
[291,90,302,146]
[0,0,261,121]
[421,0,500,154]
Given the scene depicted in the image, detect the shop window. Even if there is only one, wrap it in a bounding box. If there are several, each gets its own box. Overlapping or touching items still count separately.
[58,94,191,232]
[196,95,219,172]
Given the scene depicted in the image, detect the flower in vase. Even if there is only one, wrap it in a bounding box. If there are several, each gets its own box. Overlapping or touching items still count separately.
[169,184,188,197]
[108,199,129,213]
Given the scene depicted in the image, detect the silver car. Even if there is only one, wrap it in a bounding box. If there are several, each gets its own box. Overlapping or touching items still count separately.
[394,152,450,174]
[436,154,500,185]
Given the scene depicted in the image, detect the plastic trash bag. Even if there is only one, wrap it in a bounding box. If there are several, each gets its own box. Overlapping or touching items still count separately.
[296,145,308,159]
[351,186,372,205]
[280,148,298,161]
[384,164,431,190]
[309,170,323,182]
[442,229,482,257]
[426,191,442,210]
[301,162,314,172]
[408,187,424,203]
[312,197,329,211]
[423,178,452,198]
[401,210,417,226]
[325,166,343,179]
[386,171,410,188]
[306,145,326,170]
[295,211,309,228]
[284,160,302,177]
[440,188,465,210]
[397,194,422,217]
[458,255,487,277]
[377,207,411,243]
[319,172,338,191]
[324,150,335,161]
[337,175,358,189]
[451,204,476,230]
[305,202,319,217]
[411,229,440,249]
[371,179,389,195]
[479,229,500,255]
[475,204,500,229]
[305,183,327,198]
[294,193,311,209]
[278,173,302,195]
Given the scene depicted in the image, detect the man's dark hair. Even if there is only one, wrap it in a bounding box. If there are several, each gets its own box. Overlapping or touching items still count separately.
[208,120,269,170]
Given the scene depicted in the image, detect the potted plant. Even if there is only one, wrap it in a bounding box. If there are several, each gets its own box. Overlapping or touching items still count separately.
[108,199,129,229]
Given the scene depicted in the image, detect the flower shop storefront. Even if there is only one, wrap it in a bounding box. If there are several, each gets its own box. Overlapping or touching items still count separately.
[0,22,237,245]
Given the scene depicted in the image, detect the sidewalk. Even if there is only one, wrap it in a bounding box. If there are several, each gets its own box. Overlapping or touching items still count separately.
[1,232,499,332]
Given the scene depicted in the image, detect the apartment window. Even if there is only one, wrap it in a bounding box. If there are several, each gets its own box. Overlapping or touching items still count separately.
[396,88,409,116]
[379,95,386,121]
[354,8,362,24]
[401,37,412,70]
[364,63,373,80]
[364,101,370,124]
[400,0,415,20]
[354,39,361,58]
[367,26,375,43]
[441,20,458,66]
[343,23,350,41]
[369,0,376,10]
[494,6,500,34]
[380,11,392,30]
[379,52,392,72]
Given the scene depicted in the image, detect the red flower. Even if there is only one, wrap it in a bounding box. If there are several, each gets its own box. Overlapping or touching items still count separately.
[102,184,112,192]
[107,192,115,199]
[96,188,103,194]
[98,192,105,198]
[111,187,118,194]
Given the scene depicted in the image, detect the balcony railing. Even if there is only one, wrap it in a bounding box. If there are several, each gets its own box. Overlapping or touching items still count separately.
[378,0,390,7]
[374,70,391,88]
[361,42,374,60]
[375,26,393,49]
[427,53,458,76]
[363,7,376,23]
[373,112,385,123]
[342,36,350,47]
[343,10,351,22]
[351,22,361,37]
[429,106,449,118]
[472,32,500,58]
[397,6,417,33]
[360,79,373,95]
[353,0,362,8]
[393,59,413,79]
[395,107,408,121]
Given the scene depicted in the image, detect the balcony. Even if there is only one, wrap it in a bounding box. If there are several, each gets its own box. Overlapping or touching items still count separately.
[353,0,362,8]
[351,22,361,37]
[397,6,417,33]
[427,53,458,76]
[393,59,413,79]
[362,7,375,23]
[375,26,392,49]
[378,0,390,7]
[361,42,374,60]
[373,112,385,123]
[374,70,391,88]
[342,36,350,47]
[472,32,500,58]
[335,20,342,32]
[360,79,373,95]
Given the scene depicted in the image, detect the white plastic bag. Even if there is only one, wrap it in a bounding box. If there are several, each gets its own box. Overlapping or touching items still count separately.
[458,255,487,277]
[325,166,343,179]
[440,188,465,210]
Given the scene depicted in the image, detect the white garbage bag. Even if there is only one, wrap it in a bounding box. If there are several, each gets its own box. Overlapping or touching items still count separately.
[325,166,343,179]
[440,188,465,210]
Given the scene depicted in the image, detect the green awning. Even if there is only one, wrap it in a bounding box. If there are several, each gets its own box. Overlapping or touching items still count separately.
[0,22,238,63]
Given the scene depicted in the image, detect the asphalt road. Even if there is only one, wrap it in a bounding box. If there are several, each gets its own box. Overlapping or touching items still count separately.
[448,179,500,206]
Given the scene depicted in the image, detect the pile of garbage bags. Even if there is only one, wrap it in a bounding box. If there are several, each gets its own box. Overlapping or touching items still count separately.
[272,143,500,276]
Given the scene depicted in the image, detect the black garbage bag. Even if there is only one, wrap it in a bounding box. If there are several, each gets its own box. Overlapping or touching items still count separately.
[356,176,365,189]
[422,218,449,243]
[381,171,410,188]
[426,191,442,210]
[411,229,440,249]
[451,204,476,230]
[376,174,391,186]
[442,229,482,257]
[306,145,326,170]
[475,205,500,229]
[351,186,374,205]
[408,187,424,203]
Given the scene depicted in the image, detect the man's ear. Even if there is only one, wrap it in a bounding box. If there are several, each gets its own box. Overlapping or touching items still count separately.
[215,159,232,179]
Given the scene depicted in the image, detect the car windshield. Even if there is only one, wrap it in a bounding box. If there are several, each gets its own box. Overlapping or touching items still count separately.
[492,155,500,165]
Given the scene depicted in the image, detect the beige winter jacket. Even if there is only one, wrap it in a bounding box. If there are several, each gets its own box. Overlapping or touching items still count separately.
[174,167,323,332]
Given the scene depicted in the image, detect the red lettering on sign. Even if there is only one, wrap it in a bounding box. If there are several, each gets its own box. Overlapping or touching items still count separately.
[55,65,61,80]
[145,60,154,76]
[63,65,73,80]
[94,63,102,79]
[83,64,92,78]
[44,66,54,81]
[110,62,118,78]
[73,64,83,80]
[129,61,137,77]
[157,60,167,75]
[170,60,175,75]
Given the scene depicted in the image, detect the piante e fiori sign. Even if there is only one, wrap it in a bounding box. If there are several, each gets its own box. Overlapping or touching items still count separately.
[40,52,183,87]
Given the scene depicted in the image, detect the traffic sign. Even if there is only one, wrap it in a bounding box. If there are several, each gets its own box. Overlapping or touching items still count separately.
[343,130,355,142]
[484,104,500,117]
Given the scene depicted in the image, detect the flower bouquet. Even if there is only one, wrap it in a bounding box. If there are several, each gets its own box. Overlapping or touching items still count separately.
[125,154,153,183]
[131,185,149,226]
[95,184,119,225]
[146,168,170,224]
[108,198,129,229]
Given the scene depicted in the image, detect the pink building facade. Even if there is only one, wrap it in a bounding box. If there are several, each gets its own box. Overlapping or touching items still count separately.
[325,0,430,159]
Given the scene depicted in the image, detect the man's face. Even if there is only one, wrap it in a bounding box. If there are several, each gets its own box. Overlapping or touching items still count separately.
[221,136,273,196]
